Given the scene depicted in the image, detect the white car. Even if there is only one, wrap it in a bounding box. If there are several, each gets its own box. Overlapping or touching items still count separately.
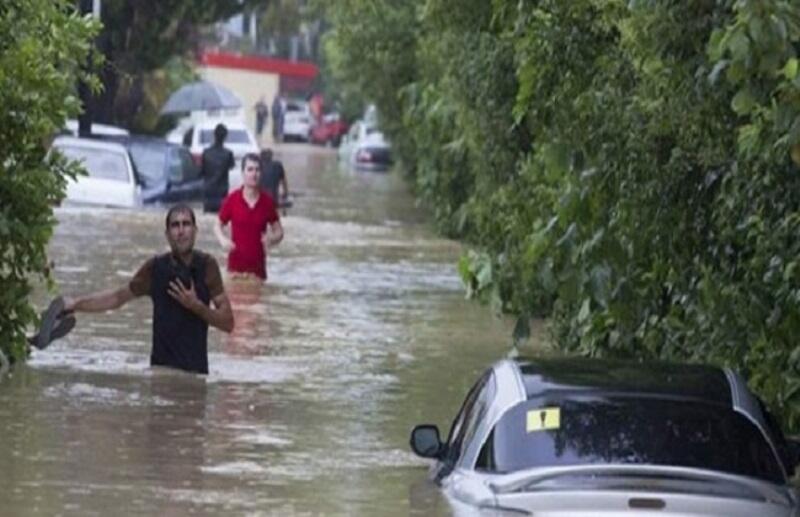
[338,120,392,170]
[52,136,141,208]
[410,357,800,516]
[169,119,259,190]
[282,100,312,142]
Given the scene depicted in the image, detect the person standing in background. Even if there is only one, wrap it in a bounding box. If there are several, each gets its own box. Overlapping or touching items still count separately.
[271,93,284,143]
[254,96,269,145]
[201,123,235,213]
[258,148,289,210]
[215,153,284,281]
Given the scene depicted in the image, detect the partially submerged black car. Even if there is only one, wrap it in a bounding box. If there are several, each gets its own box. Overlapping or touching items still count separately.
[98,135,204,204]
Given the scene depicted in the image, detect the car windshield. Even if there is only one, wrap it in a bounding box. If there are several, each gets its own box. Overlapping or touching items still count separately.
[57,145,129,183]
[127,143,166,186]
[478,397,784,484]
[199,129,252,145]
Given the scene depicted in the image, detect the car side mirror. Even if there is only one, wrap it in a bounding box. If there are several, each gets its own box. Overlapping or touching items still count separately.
[410,424,443,459]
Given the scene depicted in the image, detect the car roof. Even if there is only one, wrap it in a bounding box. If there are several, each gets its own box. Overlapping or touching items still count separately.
[64,119,129,136]
[513,356,732,406]
[52,135,129,153]
[193,119,250,130]
[95,134,183,150]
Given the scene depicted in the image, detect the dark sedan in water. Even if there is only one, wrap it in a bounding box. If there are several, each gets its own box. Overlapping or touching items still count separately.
[410,357,800,516]
[99,135,204,204]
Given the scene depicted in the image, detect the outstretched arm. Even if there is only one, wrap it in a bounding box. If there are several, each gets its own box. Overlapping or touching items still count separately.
[167,281,234,333]
[64,286,136,313]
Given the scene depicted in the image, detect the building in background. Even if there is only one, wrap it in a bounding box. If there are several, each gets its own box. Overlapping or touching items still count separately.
[197,51,318,144]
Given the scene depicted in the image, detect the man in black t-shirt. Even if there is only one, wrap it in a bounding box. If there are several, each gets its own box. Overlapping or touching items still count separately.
[63,205,234,374]
[201,124,235,213]
[258,148,289,208]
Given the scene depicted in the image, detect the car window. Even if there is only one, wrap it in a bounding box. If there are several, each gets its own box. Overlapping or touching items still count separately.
[445,369,495,466]
[177,148,199,181]
[199,129,252,145]
[348,123,360,140]
[127,143,166,186]
[58,145,130,183]
[182,128,193,147]
[286,102,306,112]
[167,150,183,183]
[480,396,785,484]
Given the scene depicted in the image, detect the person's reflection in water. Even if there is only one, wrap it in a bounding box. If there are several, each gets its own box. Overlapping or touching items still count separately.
[223,277,267,356]
[145,369,208,513]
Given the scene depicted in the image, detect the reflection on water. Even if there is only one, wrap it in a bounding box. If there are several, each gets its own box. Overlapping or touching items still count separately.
[0,145,530,516]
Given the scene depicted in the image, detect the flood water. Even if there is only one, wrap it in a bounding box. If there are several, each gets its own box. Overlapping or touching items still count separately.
[0,146,534,516]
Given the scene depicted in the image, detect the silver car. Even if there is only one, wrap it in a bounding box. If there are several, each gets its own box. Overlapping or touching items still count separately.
[410,357,800,516]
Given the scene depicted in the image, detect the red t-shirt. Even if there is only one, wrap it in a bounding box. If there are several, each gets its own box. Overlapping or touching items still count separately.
[218,188,279,279]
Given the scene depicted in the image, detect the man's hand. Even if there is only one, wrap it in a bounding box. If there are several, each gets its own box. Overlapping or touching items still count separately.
[221,238,236,252]
[63,296,77,313]
[168,279,202,312]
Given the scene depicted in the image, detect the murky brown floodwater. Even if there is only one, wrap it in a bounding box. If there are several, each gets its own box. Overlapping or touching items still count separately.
[0,146,534,516]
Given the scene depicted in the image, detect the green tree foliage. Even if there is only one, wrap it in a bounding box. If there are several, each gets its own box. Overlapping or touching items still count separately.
[316,0,419,159]
[87,0,264,131]
[323,0,800,430]
[0,0,98,365]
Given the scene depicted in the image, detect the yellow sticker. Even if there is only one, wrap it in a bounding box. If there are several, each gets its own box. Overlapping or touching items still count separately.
[526,407,561,432]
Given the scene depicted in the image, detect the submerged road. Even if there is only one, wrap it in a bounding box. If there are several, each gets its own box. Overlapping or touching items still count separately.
[0,145,522,516]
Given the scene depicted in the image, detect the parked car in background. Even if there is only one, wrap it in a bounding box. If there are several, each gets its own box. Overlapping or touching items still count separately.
[338,120,392,170]
[167,118,258,191]
[282,100,312,142]
[410,356,800,516]
[309,112,349,147]
[101,136,203,204]
[52,136,141,208]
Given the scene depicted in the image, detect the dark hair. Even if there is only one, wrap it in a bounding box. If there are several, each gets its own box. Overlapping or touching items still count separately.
[213,123,228,143]
[260,148,273,161]
[242,152,261,171]
[165,204,196,229]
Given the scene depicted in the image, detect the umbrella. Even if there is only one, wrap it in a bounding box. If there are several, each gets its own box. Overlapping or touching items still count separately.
[159,80,242,115]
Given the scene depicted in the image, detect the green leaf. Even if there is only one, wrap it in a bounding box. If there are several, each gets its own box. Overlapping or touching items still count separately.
[784,58,800,80]
[731,88,756,115]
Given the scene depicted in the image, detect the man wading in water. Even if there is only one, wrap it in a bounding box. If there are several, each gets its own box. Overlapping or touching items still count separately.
[62,204,234,374]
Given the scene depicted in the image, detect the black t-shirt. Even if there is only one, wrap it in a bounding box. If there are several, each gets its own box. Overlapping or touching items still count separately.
[129,251,224,374]
[201,145,234,198]
[259,159,285,202]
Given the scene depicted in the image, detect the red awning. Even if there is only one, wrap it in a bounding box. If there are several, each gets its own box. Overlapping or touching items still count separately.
[199,51,318,79]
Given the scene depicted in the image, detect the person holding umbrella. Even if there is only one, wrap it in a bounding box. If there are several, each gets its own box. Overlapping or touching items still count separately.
[201,123,235,213]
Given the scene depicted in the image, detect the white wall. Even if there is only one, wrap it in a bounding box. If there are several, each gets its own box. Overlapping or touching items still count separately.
[198,66,280,146]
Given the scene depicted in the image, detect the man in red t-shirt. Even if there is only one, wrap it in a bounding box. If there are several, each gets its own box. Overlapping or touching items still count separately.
[214,153,284,280]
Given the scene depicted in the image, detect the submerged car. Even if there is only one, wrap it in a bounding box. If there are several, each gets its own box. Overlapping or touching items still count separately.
[338,120,392,170]
[282,100,312,142]
[109,136,203,204]
[309,112,349,147]
[52,136,141,208]
[167,118,258,191]
[410,357,800,516]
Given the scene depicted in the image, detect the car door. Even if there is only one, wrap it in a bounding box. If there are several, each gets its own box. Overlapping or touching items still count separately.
[167,147,203,201]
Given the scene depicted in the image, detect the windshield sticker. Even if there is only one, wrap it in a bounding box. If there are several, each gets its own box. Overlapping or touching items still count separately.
[526,407,561,432]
